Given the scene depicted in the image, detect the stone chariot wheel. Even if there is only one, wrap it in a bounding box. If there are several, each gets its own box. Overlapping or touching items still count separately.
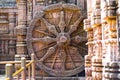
[27,3,87,77]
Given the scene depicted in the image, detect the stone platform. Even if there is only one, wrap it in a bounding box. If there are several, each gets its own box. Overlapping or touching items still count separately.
[36,77,85,80]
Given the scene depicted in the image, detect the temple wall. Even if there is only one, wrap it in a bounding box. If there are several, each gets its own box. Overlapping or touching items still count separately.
[84,0,120,80]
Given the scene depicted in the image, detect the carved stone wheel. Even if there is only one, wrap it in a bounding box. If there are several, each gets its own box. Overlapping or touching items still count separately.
[27,3,87,77]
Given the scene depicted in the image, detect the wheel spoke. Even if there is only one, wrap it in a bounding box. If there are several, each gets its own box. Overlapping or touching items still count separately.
[71,29,85,37]
[68,46,84,62]
[31,36,56,43]
[34,29,51,36]
[71,43,88,51]
[41,18,58,35]
[35,43,56,53]
[59,11,66,32]
[68,16,84,34]
[65,46,76,69]
[51,49,58,69]
[66,11,74,27]
[72,35,87,43]
[58,47,66,71]
[40,44,57,62]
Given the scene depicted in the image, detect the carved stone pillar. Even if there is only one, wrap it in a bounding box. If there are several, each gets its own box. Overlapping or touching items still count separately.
[90,0,103,80]
[16,0,27,56]
[15,0,27,76]
[102,0,120,80]
[84,0,94,79]
[101,0,109,80]
[117,0,120,61]
[92,26,102,80]
[84,19,93,80]
[85,42,93,80]
[8,12,16,56]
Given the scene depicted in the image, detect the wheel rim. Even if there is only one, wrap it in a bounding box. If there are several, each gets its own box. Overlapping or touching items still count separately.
[27,3,87,77]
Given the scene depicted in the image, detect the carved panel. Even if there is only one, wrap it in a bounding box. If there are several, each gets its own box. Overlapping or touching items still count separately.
[0,12,17,57]
[0,13,9,34]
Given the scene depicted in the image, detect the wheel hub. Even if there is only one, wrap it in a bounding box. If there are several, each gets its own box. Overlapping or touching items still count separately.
[57,33,70,46]
[60,35,67,43]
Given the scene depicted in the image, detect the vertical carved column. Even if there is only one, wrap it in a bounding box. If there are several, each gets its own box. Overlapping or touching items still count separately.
[8,12,16,56]
[92,26,102,80]
[101,0,109,80]
[84,0,94,79]
[15,0,27,76]
[92,0,102,80]
[102,0,120,80]
[84,19,93,80]
[91,0,103,80]
[117,0,120,61]
[16,0,27,56]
